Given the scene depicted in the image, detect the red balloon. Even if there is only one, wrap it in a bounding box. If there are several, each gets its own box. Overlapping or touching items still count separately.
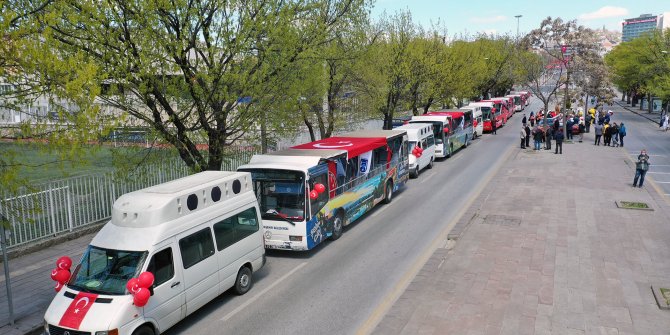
[56,256,72,270]
[50,268,60,281]
[138,272,155,288]
[309,190,319,200]
[314,183,326,194]
[416,152,422,158]
[55,282,64,292]
[133,288,151,307]
[54,269,71,284]
[126,278,141,294]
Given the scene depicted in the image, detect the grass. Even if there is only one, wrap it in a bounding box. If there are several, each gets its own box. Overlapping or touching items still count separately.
[660,288,670,306]
[619,201,650,209]
[1,141,182,183]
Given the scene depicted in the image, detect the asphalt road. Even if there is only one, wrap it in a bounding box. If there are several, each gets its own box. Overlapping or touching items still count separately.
[606,103,670,196]
[164,100,545,335]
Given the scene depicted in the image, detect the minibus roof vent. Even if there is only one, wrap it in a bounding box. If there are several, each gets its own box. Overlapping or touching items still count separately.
[111,171,251,228]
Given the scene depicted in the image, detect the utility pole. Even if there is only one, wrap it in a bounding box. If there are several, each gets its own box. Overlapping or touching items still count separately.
[514,15,522,39]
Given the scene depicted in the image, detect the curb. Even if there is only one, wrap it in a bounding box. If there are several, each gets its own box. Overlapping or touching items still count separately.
[615,101,663,125]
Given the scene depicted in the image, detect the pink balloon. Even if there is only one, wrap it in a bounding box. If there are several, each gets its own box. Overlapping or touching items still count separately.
[309,190,319,200]
[56,256,72,270]
[54,269,71,284]
[138,272,155,288]
[314,183,326,194]
[126,278,141,294]
[133,288,150,307]
[50,268,60,281]
[55,282,64,292]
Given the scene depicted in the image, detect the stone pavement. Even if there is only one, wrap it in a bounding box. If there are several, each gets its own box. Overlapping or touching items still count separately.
[374,120,670,334]
[0,232,96,335]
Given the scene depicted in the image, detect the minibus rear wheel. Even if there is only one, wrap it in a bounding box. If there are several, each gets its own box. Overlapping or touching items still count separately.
[330,212,344,240]
[234,266,253,295]
[132,325,155,335]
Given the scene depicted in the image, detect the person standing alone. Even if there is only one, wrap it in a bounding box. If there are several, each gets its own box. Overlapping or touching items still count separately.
[554,128,564,154]
[633,149,650,187]
[491,116,497,135]
[524,124,531,148]
[619,123,626,147]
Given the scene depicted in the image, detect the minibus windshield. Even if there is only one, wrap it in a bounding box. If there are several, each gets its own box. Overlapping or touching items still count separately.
[69,246,147,295]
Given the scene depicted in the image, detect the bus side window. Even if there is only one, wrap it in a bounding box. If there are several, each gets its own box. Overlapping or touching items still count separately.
[426,135,435,148]
[147,248,174,288]
[213,207,260,251]
[310,173,329,217]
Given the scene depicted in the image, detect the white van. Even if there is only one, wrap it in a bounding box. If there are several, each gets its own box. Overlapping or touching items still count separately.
[459,106,483,139]
[44,171,265,335]
[394,123,436,178]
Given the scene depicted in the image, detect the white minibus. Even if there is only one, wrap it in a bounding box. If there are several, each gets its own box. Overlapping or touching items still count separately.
[460,106,483,139]
[44,171,266,335]
[394,123,436,178]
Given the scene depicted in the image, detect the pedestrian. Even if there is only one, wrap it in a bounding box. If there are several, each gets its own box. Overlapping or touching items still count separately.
[566,115,574,140]
[544,125,553,150]
[554,128,564,154]
[522,113,527,126]
[584,113,592,133]
[524,124,531,148]
[491,116,497,135]
[578,122,585,142]
[532,125,543,150]
[605,110,612,124]
[611,122,619,147]
[529,112,535,127]
[663,114,669,132]
[603,122,611,146]
[520,126,526,149]
[633,149,650,187]
[594,123,603,145]
[619,123,626,147]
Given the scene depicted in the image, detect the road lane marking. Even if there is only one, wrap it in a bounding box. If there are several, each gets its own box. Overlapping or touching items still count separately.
[221,262,308,322]
[356,144,516,335]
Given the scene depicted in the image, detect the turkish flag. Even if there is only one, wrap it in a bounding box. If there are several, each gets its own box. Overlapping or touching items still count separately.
[59,292,98,330]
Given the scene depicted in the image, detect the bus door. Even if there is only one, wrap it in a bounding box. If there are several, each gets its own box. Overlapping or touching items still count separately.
[307,164,331,244]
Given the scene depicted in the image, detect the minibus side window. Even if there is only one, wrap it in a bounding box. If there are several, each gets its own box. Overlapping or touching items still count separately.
[213,207,260,250]
[426,134,435,147]
[147,248,174,287]
[179,228,215,269]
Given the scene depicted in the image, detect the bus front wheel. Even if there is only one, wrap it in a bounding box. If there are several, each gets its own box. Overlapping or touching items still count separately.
[383,181,393,204]
[464,135,468,148]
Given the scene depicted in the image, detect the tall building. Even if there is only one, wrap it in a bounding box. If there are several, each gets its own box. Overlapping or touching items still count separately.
[622,14,658,42]
[658,12,670,31]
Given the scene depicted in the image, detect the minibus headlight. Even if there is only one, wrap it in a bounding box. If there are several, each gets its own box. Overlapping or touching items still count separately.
[95,329,119,335]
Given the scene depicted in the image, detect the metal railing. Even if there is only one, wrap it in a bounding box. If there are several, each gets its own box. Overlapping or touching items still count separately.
[0,147,260,251]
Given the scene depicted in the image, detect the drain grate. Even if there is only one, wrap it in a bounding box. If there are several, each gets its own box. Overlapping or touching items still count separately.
[615,201,653,211]
[481,215,521,226]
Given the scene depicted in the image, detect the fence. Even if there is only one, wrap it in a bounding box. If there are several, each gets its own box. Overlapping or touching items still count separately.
[0,147,259,251]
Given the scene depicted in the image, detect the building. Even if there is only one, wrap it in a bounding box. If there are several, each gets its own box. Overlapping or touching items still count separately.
[622,14,658,42]
[658,12,670,31]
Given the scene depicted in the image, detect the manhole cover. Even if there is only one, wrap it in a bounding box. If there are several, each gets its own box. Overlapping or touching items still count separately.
[615,201,653,211]
[482,215,521,226]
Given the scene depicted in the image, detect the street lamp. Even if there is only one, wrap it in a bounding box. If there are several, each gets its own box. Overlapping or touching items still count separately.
[514,15,522,39]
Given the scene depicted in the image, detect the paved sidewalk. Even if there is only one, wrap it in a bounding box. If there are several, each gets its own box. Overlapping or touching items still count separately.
[0,233,96,335]
[375,126,670,334]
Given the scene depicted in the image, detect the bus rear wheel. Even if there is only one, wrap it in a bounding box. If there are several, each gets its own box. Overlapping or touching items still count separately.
[330,212,344,240]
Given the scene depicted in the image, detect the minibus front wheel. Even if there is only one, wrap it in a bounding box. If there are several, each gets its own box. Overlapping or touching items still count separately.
[132,325,155,335]
[383,181,393,204]
[330,211,344,240]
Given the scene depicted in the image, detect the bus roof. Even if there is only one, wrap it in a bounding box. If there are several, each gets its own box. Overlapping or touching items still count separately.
[240,154,323,172]
[266,148,346,159]
[340,129,406,140]
[427,111,464,118]
[292,136,388,158]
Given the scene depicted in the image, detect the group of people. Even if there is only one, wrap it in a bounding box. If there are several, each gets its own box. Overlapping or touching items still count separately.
[592,110,626,147]
[520,115,565,154]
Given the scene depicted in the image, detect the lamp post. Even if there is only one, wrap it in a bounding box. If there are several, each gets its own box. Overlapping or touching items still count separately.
[514,15,522,39]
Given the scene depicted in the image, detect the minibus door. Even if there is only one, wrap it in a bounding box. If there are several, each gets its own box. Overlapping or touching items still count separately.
[143,239,185,332]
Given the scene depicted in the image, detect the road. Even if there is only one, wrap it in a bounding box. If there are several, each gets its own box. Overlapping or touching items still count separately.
[607,103,670,196]
[164,101,543,335]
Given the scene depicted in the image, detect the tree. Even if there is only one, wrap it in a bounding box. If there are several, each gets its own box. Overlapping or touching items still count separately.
[16,0,368,172]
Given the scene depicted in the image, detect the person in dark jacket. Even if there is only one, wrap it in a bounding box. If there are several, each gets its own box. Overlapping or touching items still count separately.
[633,149,650,187]
[491,117,497,135]
[522,113,527,126]
[544,125,553,150]
[532,126,543,150]
[524,124,531,148]
[566,116,574,140]
[554,128,564,154]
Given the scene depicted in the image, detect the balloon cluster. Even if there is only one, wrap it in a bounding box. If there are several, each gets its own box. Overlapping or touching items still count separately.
[50,256,72,292]
[309,183,326,200]
[126,272,154,307]
[412,146,424,158]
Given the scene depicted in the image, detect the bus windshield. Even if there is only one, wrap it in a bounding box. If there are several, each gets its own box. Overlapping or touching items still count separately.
[244,169,306,222]
[69,246,147,295]
[481,107,492,120]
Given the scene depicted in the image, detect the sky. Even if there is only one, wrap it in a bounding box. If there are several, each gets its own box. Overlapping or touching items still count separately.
[369,0,669,37]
